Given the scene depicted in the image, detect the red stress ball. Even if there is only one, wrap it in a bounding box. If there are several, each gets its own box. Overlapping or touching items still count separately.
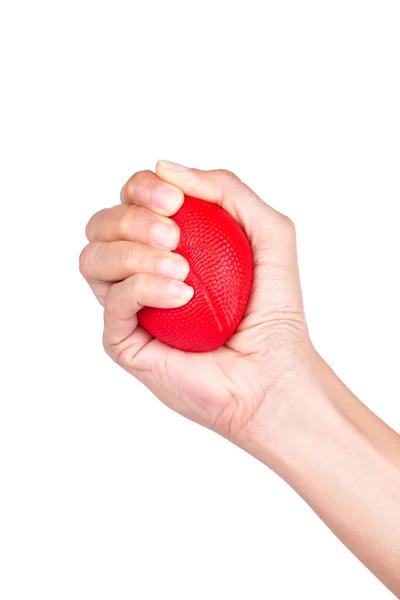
[138,195,253,352]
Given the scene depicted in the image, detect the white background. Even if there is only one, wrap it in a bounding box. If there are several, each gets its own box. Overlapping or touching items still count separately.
[1,1,399,598]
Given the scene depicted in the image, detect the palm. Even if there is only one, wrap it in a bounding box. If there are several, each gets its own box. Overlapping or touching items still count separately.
[124,246,307,440]
[86,164,309,441]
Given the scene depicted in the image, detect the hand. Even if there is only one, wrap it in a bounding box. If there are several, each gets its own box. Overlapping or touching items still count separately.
[79,160,312,450]
[80,163,400,597]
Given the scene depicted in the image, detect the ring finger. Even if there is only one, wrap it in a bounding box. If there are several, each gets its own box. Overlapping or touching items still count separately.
[79,241,190,304]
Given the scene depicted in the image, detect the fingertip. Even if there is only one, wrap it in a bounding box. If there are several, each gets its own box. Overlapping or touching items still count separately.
[167,281,194,304]
[159,255,190,281]
[151,183,184,216]
[156,159,192,172]
[155,162,223,204]
[150,221,180,250]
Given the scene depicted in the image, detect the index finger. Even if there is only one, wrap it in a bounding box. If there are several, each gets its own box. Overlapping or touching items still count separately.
[120,169,184,217]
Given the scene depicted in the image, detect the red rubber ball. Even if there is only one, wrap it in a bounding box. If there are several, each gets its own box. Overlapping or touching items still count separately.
[138,195,253,352]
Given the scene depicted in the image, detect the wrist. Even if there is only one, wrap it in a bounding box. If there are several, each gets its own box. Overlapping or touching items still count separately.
[240,345,400,480]
[237,347,348,475]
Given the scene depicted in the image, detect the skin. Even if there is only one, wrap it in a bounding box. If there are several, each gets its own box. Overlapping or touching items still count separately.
[80,160,400,597]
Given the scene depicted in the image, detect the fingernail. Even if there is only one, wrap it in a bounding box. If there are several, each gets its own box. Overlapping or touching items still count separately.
[150,222,179,249]
[167,282,194,301]
[152,185,182,213]
[159,257,190,280]
[158,160,191,171]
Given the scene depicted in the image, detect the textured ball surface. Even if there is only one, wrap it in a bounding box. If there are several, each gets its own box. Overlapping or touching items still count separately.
[138,195,253,352]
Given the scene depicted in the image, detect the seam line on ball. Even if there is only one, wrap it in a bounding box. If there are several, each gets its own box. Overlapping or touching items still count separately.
[187,267,225,334]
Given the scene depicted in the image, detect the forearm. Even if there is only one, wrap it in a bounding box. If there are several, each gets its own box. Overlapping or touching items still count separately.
[246,351,400,597]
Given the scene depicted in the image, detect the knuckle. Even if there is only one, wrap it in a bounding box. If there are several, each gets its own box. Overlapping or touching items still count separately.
[79,243,95,277]
[215,168,238,181]
[118,206,136,238]
[84,209,102,241]
[131,273,143,301]
[120,179,134,202]
[103,284,118,314]
[133,169,153,182]
[130,273,149,310]
[282,215,296,235]
[278,214,297,242]
[120,170,153,202]
[102,331,119,361]
[123,243,142,270]
[84,218,93,241]
[102,331,110,356]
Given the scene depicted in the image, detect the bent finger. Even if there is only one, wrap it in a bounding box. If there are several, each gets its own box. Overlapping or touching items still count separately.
[85,204,181,250]
[79,241,190,283]
[102,273,194,360]
[120,169,184,217]
[104,273,194,321]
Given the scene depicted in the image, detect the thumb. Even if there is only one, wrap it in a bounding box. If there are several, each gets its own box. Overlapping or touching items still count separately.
[155,160,303,324]
[155,160,294,251]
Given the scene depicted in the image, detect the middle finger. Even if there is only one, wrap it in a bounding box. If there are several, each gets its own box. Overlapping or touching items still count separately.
[79,241,190,283]
[86,204,180,250]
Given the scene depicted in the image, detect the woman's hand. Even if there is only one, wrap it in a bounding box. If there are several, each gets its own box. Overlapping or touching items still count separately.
[79,160,311,449]
[80,164,400,597]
